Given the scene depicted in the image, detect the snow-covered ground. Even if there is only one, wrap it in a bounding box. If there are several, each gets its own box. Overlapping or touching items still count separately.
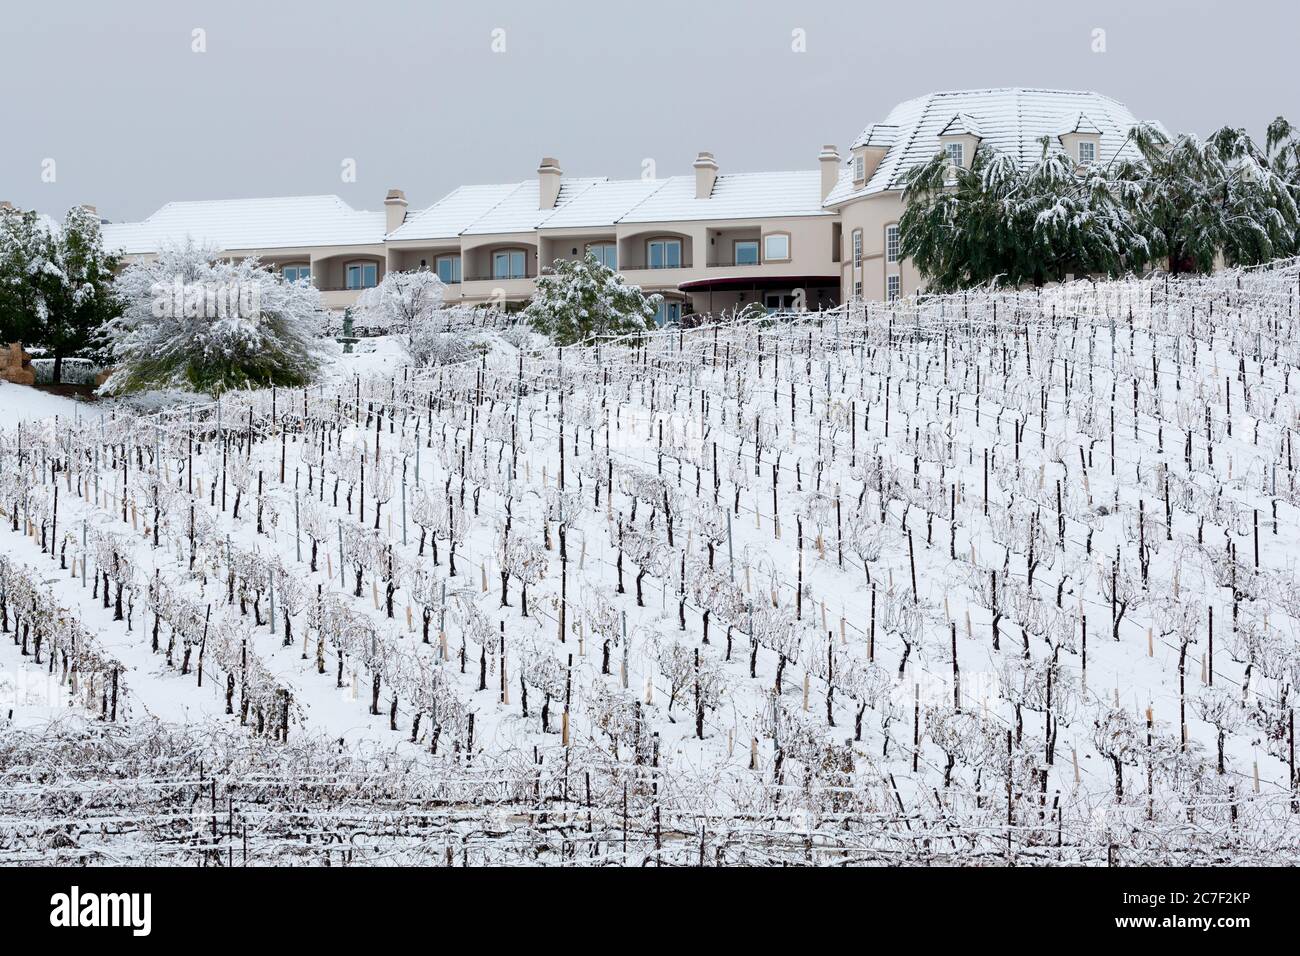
[0,379,92,424]
[3,266,1300,866]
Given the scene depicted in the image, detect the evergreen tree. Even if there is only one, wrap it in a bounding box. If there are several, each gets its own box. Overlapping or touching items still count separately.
[0,206,53,347]
[900,139,1147,291]
[36,205,123,383]
[1112,122,1298,273]
[523,252,660,346]
[0,204,122,382]
[1264,116,1300,186]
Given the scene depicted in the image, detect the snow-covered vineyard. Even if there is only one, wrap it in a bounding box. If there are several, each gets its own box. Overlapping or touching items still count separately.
[4,262,1300,865]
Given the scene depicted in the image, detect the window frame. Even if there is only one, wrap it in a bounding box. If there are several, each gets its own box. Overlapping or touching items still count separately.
[733,239,759,266]
[653,299,682,327]
[944,142,964,168]
[492,248,528,280]
[1078,140,1097,164]
[852,229,863,268]
[345,261,378,290]
[435,254,462,284]
[886,274,901,302]
[647,237,682,270]
[885,224,900,264]
[762,232,791,263]
[852,154,865,183]
[586,242,617,270]
[282,264,311,284]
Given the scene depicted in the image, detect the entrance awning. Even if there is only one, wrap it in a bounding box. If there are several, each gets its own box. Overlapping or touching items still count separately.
[677,274,839,292]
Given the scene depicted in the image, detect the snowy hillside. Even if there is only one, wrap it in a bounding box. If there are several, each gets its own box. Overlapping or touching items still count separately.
[2,263,1300,865]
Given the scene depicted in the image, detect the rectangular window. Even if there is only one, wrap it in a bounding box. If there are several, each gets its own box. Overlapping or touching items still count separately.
[853,154,865,182]
[282,265,311,284]
[763,234,790,262]
[734,240,759,266]
[653,300,682,327]
[436,255,461,284]
[587,243,617,270]
[853,281,862,299]
[887,274,901,302]
[944,142,964,168]
[764,293,795,314]
[885,224,900,263]
[345,262,378,289]
[493,250,526,279]
[647,239,681,269]
[1078,140,1097,164]
[852,229,863,268]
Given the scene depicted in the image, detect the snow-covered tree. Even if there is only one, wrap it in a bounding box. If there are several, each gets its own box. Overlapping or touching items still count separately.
[105,240,329,395]
[354,268,461,365]
[0,205,49,344]
[0,204,121,382]
[901,139,1148,290]
[1112,122,1298,273]
[523,252,660,345]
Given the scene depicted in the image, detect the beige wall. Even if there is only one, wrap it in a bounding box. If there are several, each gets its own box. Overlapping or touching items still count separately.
[120,204,897,314]
[834,191,922,303]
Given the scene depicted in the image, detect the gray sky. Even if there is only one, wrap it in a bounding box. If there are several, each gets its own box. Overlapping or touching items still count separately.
[3,0,1296,223]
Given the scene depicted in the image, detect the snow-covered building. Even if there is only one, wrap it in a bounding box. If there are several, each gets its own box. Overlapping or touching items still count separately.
[95,88,1157,318]
[825,88,1157,303]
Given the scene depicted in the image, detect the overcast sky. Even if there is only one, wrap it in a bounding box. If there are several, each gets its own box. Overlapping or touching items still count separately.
[3,0,1296,223]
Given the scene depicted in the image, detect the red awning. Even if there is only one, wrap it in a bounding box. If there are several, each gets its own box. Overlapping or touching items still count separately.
[677,275,840,292]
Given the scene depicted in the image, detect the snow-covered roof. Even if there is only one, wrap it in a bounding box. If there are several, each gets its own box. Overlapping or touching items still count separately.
[1056,111,1103,136]
[617,170,830,223]
[850,124,900,151]
[100,195,387,255]
[536,178,669,230]
[387,183,520,242]
[460,178,605,236]
[416,170,828,236]
[827,88,1158,206]
[938,112,984,138]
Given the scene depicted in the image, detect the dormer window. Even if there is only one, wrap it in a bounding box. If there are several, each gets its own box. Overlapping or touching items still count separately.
[853,154,865,183]
[1078,140,1097,164]
[944,142,965,168]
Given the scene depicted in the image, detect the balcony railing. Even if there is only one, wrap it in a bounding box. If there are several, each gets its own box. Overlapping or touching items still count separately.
[618,260,693,271]
[463,273,535,283]
[707,258,763,268]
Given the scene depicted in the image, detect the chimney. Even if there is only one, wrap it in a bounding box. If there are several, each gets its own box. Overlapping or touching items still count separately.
[384,189,408,233]
[693,151,718,199]
[818,145,840,201]
[80,203,98,217]
[538,157,563,209]
[0,201,13,212]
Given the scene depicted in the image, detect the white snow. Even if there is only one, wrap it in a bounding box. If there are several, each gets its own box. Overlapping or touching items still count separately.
[4,263,1300,865]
